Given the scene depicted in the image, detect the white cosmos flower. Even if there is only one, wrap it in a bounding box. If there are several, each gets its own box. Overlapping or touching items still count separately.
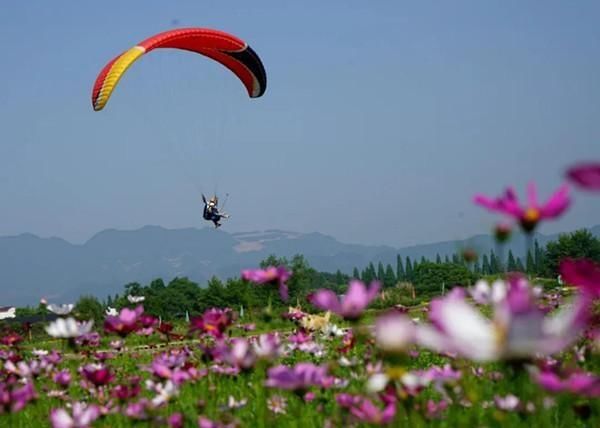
[45,317,93,338]
[0,307,16,320]
[375,312,415,354]
[416,281,589,362]
[46,303,74,315]
[127,295,145,304]
[321,323,345,338]
[106,307,118,316]
[366,373,390,393]
[149,380,179,407]
[469,280,506,305]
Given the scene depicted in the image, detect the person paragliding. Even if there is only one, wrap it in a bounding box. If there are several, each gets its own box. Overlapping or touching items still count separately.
[202,194,229,228]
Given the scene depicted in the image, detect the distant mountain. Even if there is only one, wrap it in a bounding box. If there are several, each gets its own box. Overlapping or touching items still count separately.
[1,224,598,306]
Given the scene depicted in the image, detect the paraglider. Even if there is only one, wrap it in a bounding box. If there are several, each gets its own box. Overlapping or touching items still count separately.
[91,27,267,111]
[202,194,229,228]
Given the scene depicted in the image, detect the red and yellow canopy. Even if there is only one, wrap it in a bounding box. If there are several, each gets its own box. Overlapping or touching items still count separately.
[92,28,267,111]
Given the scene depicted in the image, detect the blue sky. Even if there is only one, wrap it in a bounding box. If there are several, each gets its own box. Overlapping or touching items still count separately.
[1,1,599,246]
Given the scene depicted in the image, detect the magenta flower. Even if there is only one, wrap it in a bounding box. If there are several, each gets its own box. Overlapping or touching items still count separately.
[535,370,600,397]
[336,393,396,425]
[190,308,233,339]
[265,363,329,391]
[74,332,101,347]
[80,364,115,387]
[0,381,37,413]
[425,400,449,419]
[168,413,184,428]
[111,377,141,401]
[566,163,600,191]
[139,314,158,328]
[104,305,143,337]
[473,182,570,232]
[198,416,237,428]
[1,331,23,347]
[560,258,600,298]
[308,280,381,320]
[241,266,291,301]
[125,400,149,420]
[53,370,71,388]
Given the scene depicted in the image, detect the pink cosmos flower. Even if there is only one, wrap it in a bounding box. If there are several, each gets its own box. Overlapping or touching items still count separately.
[265,363,329,391]
[241,266,291,301]
[473,182,570,232]
[560,258,600,298]
[0,381,37,413]
[1,332,22,347]
[198,416,238,428]
[168,413,184,428]
[50,402,101,428]
[125,400,149,420]
[566,163,600,191]
[308,280,381,320]
[416,277,590,361]
[111,377,141,401]
[74,332,101,347]
[535,370,600,397]
[104,306,143,337]
[336,393,396,425]
[53,370,71,388]
[80,364,114,387]
[252,333,282,360]
[227,338,256,370]
[190,308,233,339]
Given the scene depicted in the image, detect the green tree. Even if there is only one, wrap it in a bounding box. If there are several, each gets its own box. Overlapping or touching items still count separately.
[413,262,474,293]
[515,257,525,272]
[74,295,104,324]
[526,251,535,274]
[405,257,413,281]
[377,262,385,281]
[507,250,517,272]
[396,255,405,281]
[489,250,500,274]
[352,267,360,280]
[534,240,544,274]
[383,264,396,288]
[544,229,600,276]
[481,254,491,275]
[435,253,442,264]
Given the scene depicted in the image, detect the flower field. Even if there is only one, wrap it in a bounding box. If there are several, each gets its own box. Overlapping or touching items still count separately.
[1,168,599,427]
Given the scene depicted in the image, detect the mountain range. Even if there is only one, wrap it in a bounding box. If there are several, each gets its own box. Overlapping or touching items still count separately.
[1,224,598,306]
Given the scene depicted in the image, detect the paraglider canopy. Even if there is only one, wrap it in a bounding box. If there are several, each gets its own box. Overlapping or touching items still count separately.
[92,28,267,111]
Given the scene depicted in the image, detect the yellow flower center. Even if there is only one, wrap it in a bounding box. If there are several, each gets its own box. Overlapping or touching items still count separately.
[523,208,540,223]
[385,366,406,380]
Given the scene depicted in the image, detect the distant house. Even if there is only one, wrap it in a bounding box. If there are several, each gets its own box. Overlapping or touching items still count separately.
[5,313,60,324]
[0,306,16,320]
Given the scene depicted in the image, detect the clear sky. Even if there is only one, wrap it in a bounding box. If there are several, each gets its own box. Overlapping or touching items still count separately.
[1,1,599,247]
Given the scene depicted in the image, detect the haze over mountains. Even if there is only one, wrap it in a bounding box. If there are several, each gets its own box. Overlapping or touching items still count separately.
[1,225,598,306]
